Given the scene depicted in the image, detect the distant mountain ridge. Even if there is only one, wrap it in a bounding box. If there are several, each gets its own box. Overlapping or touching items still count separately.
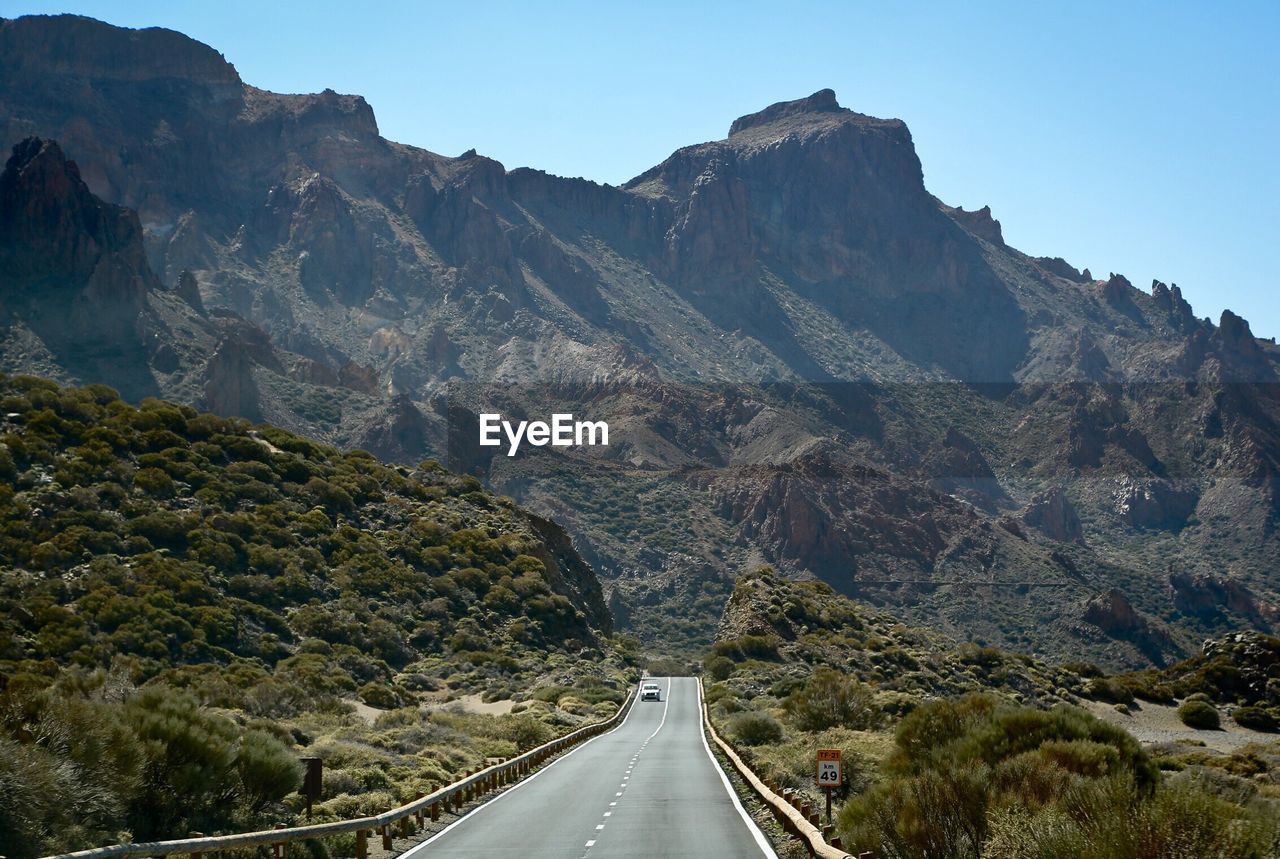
[2,13,1279,668]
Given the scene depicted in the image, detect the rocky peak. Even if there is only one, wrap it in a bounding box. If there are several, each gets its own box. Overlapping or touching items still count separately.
[1209,309,1274,380]
[1036,257,1090,283]
[1151,279,1198,332]
[1216,309,1262,353]
[173,269,204,312]
[1151,278,1172,308]
[1100,272,1137,308]
[0,15,240,86]
[728,88,846,136]
[941,203,1004,245]
[0,136,156,301]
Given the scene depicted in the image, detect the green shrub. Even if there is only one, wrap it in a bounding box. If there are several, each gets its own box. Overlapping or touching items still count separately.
[730,710,784,746]
[784,667,876,732]
[1230,705,1276,732]
[839,694,1168,858]
[236,730,303,812]
[704,655,734,681]
[1177,700,1221,730]
[712,634,781,662]
[1085,676,1135,705]
[358,683,403,710]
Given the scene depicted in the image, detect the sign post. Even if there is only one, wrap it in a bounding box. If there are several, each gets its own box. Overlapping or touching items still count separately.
[300,757,323,818]
[816,748,842,824]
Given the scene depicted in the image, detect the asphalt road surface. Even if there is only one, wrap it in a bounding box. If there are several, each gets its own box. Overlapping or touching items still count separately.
[402,676,777,858]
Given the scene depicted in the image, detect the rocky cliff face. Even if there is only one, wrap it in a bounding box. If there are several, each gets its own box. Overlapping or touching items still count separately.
[3,14,1279,667]
[0,137,155,306]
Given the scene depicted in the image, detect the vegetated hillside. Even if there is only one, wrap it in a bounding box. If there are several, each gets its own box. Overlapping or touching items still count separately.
[708,567,1085,708]
[0,373,635,857]
[1092,631,1280,722]
[0,373,610,698]
[703,571,1280,859]
[3,14,1280,668]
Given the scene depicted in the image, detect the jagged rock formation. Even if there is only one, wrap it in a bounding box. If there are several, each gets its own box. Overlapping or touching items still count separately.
[2,14,1279,666]
[1022,487,1084,544]
[1112,477,1198,530]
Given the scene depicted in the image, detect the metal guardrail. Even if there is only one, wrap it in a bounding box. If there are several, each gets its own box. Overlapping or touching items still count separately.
[699,678,858,859]
[43,684,638,859]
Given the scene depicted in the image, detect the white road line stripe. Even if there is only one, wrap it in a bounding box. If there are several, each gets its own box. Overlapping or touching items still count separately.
[401,687,643,858]
[643,679,672,743]
[694,677,779,859]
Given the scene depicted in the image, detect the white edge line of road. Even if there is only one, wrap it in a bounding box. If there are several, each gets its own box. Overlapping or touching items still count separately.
[644,677,671,742]
[400,680,648,858]
[696,676,780,859]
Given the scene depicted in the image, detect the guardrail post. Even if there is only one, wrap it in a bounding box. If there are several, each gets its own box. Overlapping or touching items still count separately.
[355,829,368,859]
[380,824,392,850]
[430,800,440,821]
[273,822,287,859]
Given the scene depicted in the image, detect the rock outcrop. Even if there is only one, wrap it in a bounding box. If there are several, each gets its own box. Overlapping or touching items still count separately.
[0,137,155,305]
[1082,588,1175,664]
[1113,477,1198,530]
[922,426,1008,510]
[941,203,1004,245]
[1022,487,1084,544]
[1171,572,1273,626]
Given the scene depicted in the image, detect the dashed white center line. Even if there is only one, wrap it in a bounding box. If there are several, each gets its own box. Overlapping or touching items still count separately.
[583,680,672,858]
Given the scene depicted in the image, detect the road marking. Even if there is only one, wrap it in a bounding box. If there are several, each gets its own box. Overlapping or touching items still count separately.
[609,802,616,807]
[615,791,622,796]
[401,685,644,858]
[585,841,595,848]
[603,812,611,817]
[642,679,672,744]
[695,677,779,859]
[595,824,604,830]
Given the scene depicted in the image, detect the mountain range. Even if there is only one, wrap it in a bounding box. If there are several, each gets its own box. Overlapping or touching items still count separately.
[3,13,1278,668]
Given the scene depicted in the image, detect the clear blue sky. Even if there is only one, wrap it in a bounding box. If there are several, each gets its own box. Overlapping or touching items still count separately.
[8,1,1279,338]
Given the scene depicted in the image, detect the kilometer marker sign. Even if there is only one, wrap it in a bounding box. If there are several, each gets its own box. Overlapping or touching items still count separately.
[816,748,842,788]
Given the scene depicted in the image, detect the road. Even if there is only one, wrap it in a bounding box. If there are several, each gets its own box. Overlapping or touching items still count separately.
[403,676,777,858]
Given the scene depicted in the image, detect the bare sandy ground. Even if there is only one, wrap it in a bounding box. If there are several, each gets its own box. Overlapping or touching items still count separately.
[350,693,517,725]
[1082,699,1269,753]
